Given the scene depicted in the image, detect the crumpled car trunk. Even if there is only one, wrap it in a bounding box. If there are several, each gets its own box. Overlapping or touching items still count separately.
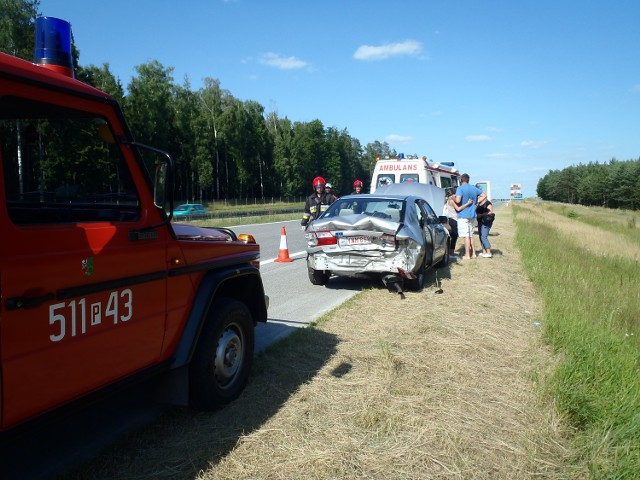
[307,214,423,277]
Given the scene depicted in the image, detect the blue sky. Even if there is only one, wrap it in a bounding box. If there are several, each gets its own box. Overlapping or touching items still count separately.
[38,0,640,198]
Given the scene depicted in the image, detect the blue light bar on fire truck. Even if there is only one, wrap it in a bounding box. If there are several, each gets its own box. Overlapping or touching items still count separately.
[34,16,74,78]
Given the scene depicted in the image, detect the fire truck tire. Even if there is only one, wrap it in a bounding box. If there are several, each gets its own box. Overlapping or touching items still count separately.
[189,297,254,409]
[308,266,330,285]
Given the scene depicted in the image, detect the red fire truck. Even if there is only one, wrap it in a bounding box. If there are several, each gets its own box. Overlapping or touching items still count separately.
[0,17,268,434]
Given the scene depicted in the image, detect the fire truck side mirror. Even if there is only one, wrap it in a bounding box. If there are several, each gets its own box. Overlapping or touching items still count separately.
[98,123,115,144]
[154,161,169,209]
[132,142,175,217]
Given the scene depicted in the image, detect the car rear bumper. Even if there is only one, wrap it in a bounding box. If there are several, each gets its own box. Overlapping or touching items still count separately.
[307,250,419,275]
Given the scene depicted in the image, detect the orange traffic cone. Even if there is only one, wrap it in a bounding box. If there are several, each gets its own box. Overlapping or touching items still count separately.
[274,226,293,263]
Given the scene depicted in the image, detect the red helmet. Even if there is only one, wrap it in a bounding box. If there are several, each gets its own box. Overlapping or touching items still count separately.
[353,179,363,188]
[313,176,326,187]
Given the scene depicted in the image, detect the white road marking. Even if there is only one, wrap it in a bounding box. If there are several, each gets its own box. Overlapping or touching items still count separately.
[260,250,307,265]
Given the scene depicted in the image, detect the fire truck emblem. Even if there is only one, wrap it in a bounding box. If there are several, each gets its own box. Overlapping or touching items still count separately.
[82,256,94,276]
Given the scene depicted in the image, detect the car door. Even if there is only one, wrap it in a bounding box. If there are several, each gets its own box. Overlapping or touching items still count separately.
[0,91,168,429]
[417,199,448,265]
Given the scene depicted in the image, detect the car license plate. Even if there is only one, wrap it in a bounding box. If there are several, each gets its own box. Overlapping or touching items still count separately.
[339,235,371,246]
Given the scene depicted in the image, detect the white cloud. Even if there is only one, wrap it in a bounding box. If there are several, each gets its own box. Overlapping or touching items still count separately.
[385,134,413,145]
[259,52,307,70]
[465,135,491,142]
[485,126,503,132]
[353,40,423,61]
[631,84,640,93]
[520,140,547,149]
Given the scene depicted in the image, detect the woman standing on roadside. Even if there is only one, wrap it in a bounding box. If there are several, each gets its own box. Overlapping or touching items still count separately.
[445,186,473,258]
[475,193,495,258]
[445,188,460,257]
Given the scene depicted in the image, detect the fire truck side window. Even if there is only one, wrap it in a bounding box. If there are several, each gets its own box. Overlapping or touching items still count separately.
[0,96,140,225]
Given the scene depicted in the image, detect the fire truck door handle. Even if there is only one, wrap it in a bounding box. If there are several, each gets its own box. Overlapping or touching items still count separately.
[5,293,56,310]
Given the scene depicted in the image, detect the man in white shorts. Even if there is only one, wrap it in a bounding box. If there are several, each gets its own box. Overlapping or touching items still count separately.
[455,173,481,260]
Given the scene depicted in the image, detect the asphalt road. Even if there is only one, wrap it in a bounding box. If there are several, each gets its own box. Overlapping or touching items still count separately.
[0,219,366,480]
[231,219,367,353]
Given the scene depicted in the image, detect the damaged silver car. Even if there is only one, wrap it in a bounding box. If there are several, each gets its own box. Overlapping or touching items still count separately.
[305,184,450,292]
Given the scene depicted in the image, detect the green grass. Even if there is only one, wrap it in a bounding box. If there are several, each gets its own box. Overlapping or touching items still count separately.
[513,204,640,478]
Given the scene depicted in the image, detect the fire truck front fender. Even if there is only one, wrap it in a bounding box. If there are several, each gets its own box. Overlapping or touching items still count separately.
[171,265,267,370]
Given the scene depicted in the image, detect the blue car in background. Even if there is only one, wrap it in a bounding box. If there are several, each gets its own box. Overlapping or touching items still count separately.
[172,203,208,219]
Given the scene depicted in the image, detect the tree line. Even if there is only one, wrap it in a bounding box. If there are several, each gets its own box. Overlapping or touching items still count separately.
[7,2,638,206]
[536,158,640,210]
[1,0,398,201]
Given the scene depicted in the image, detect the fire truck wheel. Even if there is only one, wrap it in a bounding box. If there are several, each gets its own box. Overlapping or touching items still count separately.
[190,297,254,409]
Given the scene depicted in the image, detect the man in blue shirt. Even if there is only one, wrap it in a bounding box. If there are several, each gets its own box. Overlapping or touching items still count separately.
[455,173,482,260]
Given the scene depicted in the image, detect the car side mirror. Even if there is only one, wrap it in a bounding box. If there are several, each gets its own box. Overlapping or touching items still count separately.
[438,215,448,225]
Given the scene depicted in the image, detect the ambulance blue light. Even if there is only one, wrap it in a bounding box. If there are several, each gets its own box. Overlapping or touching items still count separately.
[398,153,405,159]
[34,16,74,77]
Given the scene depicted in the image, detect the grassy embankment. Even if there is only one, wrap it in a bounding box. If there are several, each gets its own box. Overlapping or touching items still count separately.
[513,200,640,478]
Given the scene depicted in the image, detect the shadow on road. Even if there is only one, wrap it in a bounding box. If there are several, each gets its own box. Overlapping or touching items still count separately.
[4,328,340,480]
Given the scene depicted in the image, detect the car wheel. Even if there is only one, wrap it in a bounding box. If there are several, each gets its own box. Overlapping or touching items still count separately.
[406,255,426,291]
[308,265,331,285]
[189,298,254,409]
[436,240,451,268]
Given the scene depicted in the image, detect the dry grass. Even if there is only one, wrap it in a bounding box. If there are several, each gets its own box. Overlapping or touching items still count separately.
[63,206,578,480]
[514,201,640,262]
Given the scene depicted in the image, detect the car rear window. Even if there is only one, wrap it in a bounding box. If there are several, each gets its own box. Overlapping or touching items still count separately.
[325,198,405,222]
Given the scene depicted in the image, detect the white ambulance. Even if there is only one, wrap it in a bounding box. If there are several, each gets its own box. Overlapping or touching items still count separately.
[475,180,492,201]
[370,154,460,194]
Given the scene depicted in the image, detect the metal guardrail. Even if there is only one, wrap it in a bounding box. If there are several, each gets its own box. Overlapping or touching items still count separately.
[172,208,302,222]
[173,197,517,222]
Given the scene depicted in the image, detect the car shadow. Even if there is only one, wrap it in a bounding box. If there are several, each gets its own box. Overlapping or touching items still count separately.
[322,276,374,291]
[321,270,451,297]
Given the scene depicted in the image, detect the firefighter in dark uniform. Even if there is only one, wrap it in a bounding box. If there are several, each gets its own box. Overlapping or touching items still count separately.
[301,176,335,230]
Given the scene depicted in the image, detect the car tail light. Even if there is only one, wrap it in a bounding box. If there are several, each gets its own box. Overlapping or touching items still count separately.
[308,230,337,246]
[380,233,396,248]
